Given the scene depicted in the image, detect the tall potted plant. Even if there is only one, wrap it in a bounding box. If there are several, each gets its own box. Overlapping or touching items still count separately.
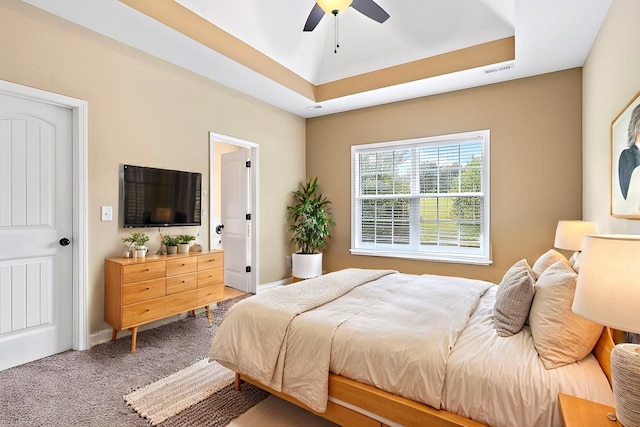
[287,177,335,279]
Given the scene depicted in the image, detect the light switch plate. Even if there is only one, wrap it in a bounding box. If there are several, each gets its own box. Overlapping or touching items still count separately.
[101,206,113,221]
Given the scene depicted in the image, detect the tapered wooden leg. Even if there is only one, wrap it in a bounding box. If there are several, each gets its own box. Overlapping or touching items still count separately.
[234,372,242,391]
[111,328,118,342]
[205,305,213,326]
[130,326,138,353]
[190,310,196,317]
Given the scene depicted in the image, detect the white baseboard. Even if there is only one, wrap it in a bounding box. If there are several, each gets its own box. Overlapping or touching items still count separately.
[257,277,292,293]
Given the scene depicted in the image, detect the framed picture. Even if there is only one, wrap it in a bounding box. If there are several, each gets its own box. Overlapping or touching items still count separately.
[611,90,640,218]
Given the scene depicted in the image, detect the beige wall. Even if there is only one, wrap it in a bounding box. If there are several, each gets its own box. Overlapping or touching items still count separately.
[0,0,305,334]
[307,69,583,283]
[583,0,640,234]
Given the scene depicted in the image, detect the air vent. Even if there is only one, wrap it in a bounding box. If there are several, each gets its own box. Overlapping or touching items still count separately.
[483,63,515,75]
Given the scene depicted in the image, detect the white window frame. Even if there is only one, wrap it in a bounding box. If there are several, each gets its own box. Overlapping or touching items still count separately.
[350,130,491,265]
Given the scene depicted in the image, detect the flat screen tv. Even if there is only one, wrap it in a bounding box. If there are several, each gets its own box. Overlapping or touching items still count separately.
[122,164,202,228]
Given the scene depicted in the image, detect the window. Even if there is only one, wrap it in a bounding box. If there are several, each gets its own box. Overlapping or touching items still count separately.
[351,130,490,265]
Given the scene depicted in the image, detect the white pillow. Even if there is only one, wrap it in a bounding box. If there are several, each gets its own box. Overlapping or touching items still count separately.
[531,249,571,280]
[529,260,604,369]
[494,259,536,337]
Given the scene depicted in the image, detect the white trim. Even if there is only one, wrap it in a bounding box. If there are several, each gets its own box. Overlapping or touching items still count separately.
[257,277,293,293]
[0,80,89,350]
[209,132,259,294]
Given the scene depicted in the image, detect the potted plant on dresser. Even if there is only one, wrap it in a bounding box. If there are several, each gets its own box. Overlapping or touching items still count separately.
[122,232,150,258]
[162,235,180,255]
[177,234,195,254]
[287,177,335,280]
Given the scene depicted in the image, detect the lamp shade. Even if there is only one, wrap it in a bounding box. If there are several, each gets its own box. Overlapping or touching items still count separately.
[554,220,598,251]
[572,234,640,334]
[317,0,353,13]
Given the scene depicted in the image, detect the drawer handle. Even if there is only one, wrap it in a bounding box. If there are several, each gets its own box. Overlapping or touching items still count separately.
[146,287,150,290]
[181,263,185,266]
[145,309,150,312]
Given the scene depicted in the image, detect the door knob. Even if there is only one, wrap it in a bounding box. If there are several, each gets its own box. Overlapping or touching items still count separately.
[59,238,71,246]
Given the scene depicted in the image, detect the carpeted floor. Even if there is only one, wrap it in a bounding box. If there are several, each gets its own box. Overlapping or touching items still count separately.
[0,295,250,427]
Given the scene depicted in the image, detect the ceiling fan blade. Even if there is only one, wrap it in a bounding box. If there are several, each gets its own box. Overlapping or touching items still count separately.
[303,3,325,31]
[350,0,390,23]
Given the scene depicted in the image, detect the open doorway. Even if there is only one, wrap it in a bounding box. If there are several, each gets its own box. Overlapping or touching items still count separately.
[209,132,259,294]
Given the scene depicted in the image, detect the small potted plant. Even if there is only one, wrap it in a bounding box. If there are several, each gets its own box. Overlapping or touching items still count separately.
[162,235,180,255]
[122,232,150,258]
[287,177,335,279]
[177,234,195,254]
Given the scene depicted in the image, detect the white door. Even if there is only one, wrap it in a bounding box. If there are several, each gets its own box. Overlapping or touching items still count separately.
[0,93,73,370]
[221,149,250,292]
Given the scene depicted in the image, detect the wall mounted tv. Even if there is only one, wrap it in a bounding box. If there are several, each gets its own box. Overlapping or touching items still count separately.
[122,164,202,228]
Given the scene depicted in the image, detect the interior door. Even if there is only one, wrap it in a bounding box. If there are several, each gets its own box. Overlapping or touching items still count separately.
[0,93,73,371]
[221,149,250,292]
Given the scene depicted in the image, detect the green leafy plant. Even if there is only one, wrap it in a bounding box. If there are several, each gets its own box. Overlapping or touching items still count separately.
[122,232,149,248]
[162,235,180,247]
[177,234,196,244]
[287,177,335,254]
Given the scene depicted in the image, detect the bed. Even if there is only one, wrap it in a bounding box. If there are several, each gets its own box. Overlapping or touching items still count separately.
[209,250,616,427]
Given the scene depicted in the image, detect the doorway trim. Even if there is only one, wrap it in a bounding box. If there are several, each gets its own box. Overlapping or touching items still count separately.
[0,80,89,350]
[209,132,259,294]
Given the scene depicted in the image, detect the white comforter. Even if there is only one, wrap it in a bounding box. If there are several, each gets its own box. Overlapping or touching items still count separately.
[209,269,614,426]
[210,268,491,412]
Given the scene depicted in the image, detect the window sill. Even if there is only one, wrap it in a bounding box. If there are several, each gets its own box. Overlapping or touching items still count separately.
[349,248,492,266]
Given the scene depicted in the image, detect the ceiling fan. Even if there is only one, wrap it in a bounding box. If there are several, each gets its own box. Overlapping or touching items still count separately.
[303,0,390,32]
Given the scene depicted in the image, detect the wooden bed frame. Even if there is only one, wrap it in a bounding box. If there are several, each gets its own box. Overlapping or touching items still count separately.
[234,327,619,427]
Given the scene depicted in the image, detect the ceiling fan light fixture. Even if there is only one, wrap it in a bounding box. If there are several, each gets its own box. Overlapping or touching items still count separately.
[317,0,353,14]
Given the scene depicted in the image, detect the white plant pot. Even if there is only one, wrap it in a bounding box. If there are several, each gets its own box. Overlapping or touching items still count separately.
[292,252,323,279]
[178,243,190,254]
[135,246,147,258]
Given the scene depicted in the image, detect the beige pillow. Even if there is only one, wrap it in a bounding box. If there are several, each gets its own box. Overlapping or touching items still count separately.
[494,259,536,337]
[529,260,604,369]
[531,249,571,279]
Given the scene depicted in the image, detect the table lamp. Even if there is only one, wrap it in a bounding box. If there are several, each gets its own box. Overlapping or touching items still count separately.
[573,234,640,427]
[554,220,598,268]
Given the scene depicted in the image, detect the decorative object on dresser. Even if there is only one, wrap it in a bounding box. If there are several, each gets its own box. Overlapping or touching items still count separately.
[161,235,180,255]
[105,250,224,352]
[122,231,150,258]
[177,234,196,254]
[287,177,334,281]
[553,220,598,270]
[573,234,640,427]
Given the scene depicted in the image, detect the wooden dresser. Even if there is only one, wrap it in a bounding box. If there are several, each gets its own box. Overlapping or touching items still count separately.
[105,250,224,352]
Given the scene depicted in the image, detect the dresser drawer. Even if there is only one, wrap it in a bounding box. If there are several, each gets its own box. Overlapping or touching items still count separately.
[198,267,224,288]
[165,290,198,316]
[122,261,166,284]
[198,253,224,271]
[197,284,224,307]
[122,278,166,305]
[122,298,165,328]
[166,273,197,295]
[166,256,197,277]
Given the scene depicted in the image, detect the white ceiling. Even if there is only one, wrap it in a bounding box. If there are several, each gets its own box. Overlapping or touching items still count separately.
[21,0,612,118]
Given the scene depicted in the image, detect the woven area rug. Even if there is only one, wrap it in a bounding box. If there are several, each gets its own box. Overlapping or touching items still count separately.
[125,359,269,426]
